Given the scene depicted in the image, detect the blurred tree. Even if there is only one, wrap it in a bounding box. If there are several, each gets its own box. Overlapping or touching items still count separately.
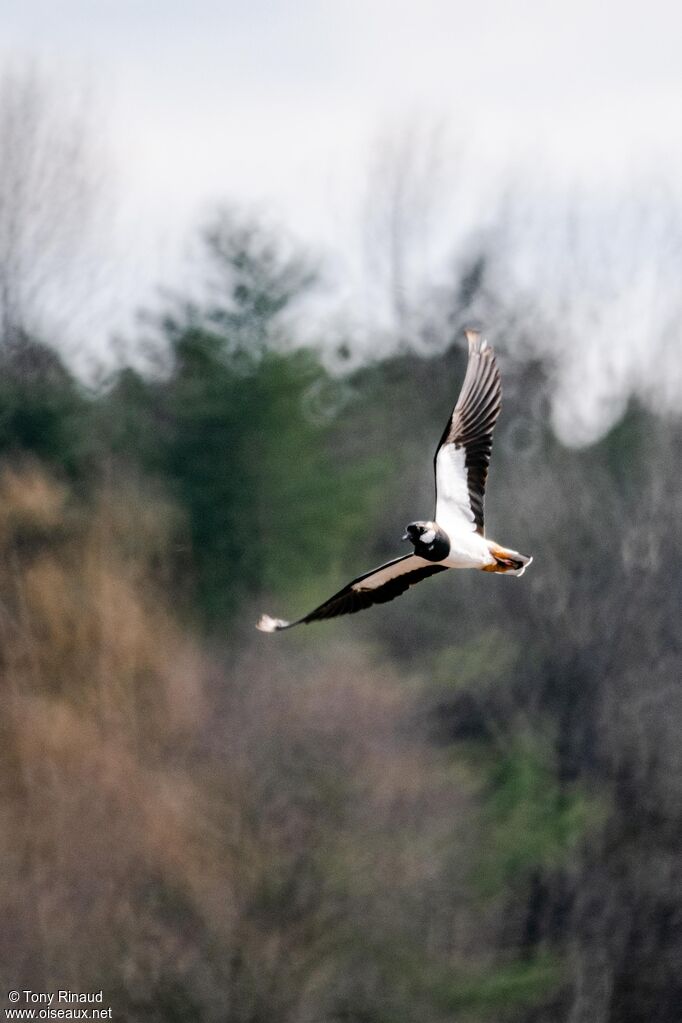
[0,336,91,477]
[362,119,454,345]
[116,212,384,624]
[0,124,679,1020]
[200,207,316,351]
[0,65,101,346]
[0,67,105,480]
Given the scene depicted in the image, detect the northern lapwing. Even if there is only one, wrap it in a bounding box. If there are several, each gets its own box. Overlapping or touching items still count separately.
[257,330,532,632]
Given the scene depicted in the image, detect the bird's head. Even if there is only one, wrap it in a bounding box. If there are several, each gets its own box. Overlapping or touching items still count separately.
[402,521,450,562]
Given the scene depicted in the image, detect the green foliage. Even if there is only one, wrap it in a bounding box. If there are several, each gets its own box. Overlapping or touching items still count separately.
[0,338,92,475]
[97,365,164,469]
[599,400,650,489]
[152,335,382,621]
[431,627,522,690]
[447,956,561,1015]
[159,328,266,619]
[108,213,387,624]
[408,951,561,1019]
[332,934,561,1022]
[474,736,601,895]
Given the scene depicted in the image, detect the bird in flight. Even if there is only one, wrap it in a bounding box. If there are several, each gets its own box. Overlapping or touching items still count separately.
[257,330,531,632]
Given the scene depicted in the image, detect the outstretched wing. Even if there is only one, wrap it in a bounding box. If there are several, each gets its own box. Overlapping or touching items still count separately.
[434,330,502,537]
[256,554,448,632]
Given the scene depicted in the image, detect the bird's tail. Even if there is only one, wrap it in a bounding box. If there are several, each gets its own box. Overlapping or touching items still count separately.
[484,543,533,577]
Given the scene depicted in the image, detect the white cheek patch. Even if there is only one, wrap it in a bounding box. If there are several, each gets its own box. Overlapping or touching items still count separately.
[421,529,436,544]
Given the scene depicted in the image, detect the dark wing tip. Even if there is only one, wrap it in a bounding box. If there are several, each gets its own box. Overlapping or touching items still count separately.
[433,329,502,535]
[256,557,449,632]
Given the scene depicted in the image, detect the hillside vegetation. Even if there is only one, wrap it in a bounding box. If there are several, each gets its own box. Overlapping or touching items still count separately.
[0,211,680,1023]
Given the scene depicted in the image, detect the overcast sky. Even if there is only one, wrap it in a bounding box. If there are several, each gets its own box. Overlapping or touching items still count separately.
[2,1,682,440]
[5,1,682,224]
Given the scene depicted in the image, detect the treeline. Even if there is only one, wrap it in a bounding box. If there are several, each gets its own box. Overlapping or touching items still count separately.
[0,208,680,1023]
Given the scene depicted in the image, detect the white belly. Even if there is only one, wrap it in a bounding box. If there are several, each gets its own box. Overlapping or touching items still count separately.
[442,530,493,570]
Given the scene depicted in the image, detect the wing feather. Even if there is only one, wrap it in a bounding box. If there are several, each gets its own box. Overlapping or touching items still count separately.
[256,554,448,631]
[434,330,502,536]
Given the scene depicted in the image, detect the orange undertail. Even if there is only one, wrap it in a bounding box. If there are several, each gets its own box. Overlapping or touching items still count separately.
[482,543,533,576]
